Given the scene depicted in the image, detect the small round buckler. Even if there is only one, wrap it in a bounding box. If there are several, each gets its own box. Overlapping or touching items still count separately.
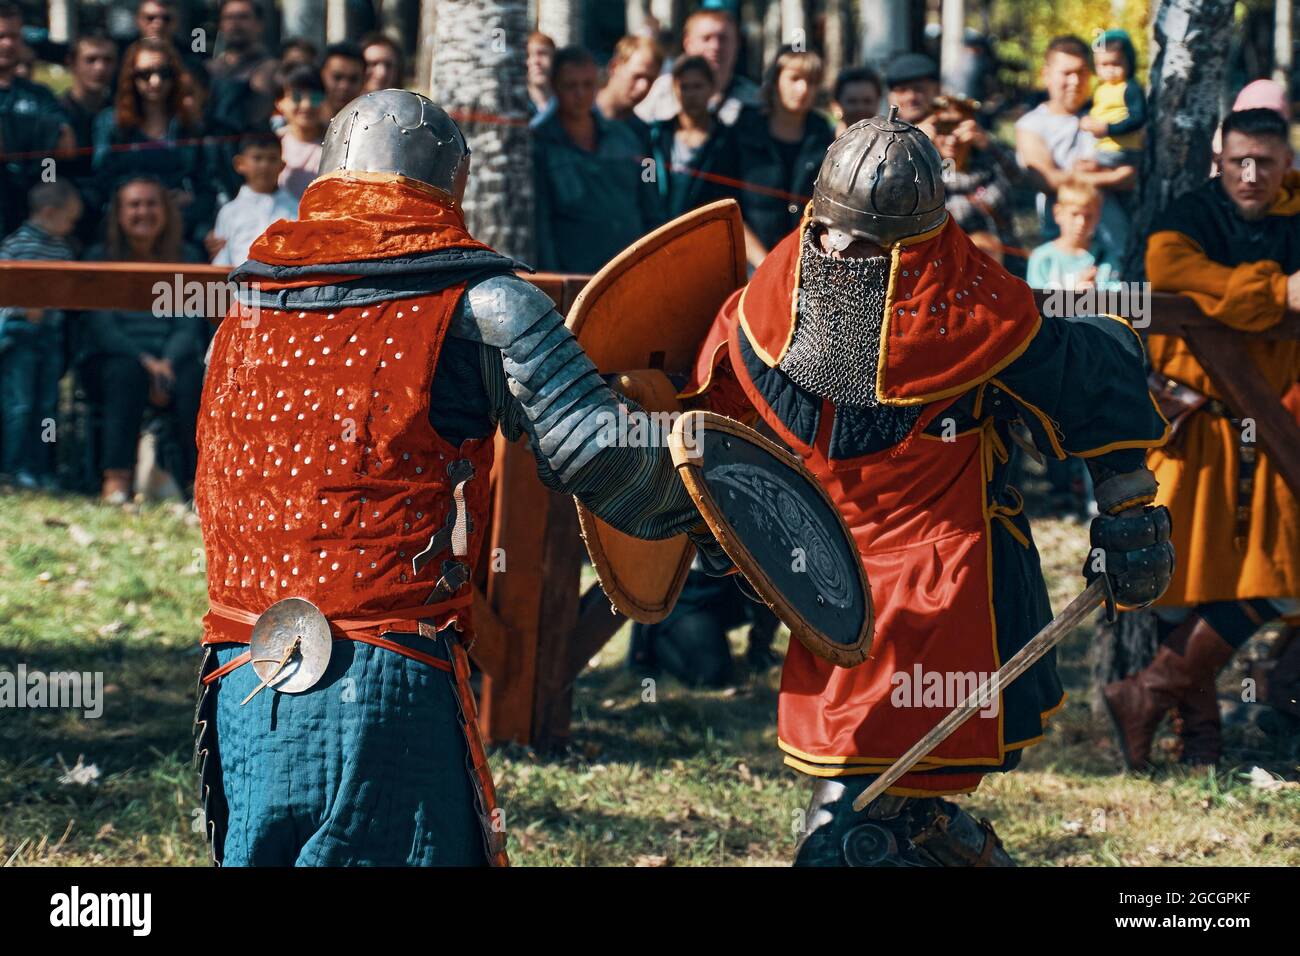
[248,597,333,695]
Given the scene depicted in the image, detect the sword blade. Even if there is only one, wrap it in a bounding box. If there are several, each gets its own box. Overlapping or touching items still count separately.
[851,577,1107,812]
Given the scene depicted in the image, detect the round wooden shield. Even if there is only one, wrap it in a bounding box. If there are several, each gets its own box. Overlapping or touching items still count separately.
[576,369,693,623]
[566,198,747,375]
[668,411,874,667]
[568,200,746,623]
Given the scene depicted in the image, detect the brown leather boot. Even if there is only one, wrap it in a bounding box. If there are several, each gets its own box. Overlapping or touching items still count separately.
[101,469,132,505]
[1102,616,1234,770]
[1174,624,1236,765]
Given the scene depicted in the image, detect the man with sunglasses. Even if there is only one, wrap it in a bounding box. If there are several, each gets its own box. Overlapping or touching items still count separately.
[135,0,207,87]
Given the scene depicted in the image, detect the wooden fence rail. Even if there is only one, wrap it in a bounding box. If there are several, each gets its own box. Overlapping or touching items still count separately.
[1,261,1296,748]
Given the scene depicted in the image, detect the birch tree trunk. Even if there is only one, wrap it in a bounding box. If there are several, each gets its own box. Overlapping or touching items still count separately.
[859,0,911,69]
[1120,0,1235,280]
[431,0,535,264]
[281,0,327,49]
[1095,0,1235,708]
[537,0,583,47]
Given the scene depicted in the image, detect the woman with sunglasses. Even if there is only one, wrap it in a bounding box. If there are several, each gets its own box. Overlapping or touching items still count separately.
[91,38,214,246]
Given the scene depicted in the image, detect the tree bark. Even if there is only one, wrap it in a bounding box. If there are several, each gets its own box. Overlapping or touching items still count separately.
[281,0,327,49]
[537,0,583,47]
[859,0,911,69]
[1098,0,1235,700]
[1120,0,1236,281]
[431,0,535,264]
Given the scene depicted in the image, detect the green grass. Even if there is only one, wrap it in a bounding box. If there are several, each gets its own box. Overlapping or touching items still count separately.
[1,487,1297,866]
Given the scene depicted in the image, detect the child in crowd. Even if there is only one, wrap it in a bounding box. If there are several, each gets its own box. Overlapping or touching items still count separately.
[276,65,327,201]
[0,181,83,489]
[1026,177,1122,516]
[1026,179,1122,291]
[1080,29,1146,168]
[206,130,298,268]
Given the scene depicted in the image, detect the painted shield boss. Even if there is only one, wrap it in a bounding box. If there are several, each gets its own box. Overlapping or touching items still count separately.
[669,411,874,667]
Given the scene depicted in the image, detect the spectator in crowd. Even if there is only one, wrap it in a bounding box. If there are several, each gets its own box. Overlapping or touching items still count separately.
[13,37,32,79]
[1079,29,1146,171]
[279,37,319,73]
[0,181,82,490]
[58,32,118,248]
[735,45,832,267]
[648,55,740,220]
[635,8,760,128]
[885,52,939,124]
[0,3,73,236]
[360,32,404,92]
[206,0,279,131]
[136,0,206,82]
[1105,107,1300,769]
[919,93,1019,265]
[320,41,365,119]
[1026,178,1121,290]
[532,46,662,274]
[831,65,882,135]
[596,34,664,143]
[274,65,325,201]
[1210,79,1296,172]
[1015,35,1134,258]
[82,177,205,504]
[92,38,214,246]
[526,31,555,117]
[206,130,297,267]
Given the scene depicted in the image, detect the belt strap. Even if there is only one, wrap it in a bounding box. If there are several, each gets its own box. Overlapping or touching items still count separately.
[201,599,463,685]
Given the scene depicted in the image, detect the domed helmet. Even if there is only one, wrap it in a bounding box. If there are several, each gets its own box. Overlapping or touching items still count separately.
[318,89,470,197]
[810,106,947,250]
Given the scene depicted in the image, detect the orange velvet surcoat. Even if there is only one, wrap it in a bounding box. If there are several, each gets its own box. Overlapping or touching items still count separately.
[195,177,497,647]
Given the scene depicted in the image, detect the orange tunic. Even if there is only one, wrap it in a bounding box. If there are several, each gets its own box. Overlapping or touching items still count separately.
[1144,172,1300,604]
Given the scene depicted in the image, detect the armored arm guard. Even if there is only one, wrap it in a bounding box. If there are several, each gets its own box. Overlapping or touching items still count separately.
[450,274,700,541]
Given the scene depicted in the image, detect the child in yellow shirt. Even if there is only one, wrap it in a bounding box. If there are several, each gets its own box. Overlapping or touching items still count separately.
[1080,29,1145,168]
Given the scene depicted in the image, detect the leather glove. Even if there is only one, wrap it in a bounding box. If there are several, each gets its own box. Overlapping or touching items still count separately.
[686,520,735,576]
[1083,504,1175,608]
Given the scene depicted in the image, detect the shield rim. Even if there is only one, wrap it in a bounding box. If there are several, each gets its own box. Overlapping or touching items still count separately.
[668,410,875,667]
[575,505,694,622]
[566,198,747,373]
[573,368,694,623]
[566,202,744,622]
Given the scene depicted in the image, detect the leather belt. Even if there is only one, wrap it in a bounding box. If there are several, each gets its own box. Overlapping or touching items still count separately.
[1147,372,1254,547]
[201,597,469,686]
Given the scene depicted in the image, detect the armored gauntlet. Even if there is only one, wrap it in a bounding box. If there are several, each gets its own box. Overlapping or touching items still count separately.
[1082,466,1175,608]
